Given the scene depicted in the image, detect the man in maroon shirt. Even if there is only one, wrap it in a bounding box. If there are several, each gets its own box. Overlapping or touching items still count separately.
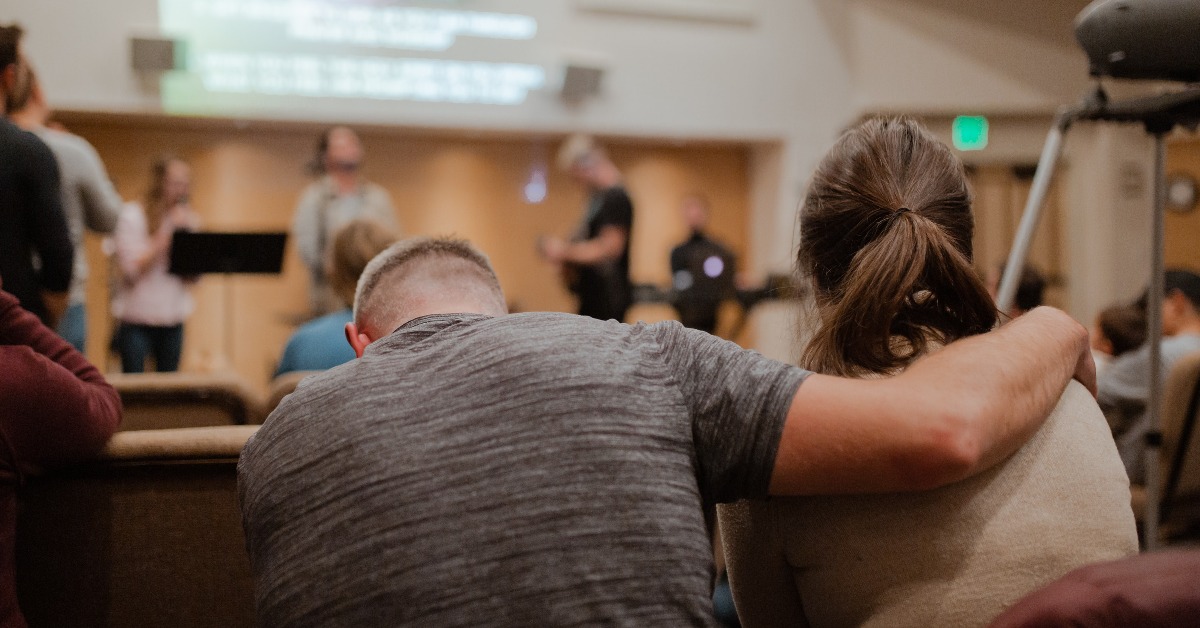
[0,284,121,627]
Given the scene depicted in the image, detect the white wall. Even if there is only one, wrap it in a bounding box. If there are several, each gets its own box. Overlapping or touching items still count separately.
[847,0,1093,115]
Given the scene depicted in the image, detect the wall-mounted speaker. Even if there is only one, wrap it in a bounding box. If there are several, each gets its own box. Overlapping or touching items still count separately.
[560,63,604,102]
[130,36,182,72]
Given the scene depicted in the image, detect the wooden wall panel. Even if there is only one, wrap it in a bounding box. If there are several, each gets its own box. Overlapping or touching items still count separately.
[64,116,752,393]
[1165,139,1200,274]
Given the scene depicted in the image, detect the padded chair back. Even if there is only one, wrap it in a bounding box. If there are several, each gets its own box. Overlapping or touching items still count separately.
[1159,350,1200,539]
[110,372,266,430]
[265,370,318,416]
[16,426,259,628]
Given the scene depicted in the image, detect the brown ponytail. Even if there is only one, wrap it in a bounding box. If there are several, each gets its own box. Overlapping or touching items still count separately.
[798,117,998,377]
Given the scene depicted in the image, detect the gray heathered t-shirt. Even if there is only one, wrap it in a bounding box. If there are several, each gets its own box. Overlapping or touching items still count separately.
[239,312,809,627]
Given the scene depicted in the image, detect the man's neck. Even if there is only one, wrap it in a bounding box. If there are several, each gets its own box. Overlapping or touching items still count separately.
[387,299,499,334]
[1172,319,1200,337]
[8,107,44,131]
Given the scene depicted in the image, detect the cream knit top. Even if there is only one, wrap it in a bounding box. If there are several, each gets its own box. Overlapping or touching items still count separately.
[718,380,1138,628]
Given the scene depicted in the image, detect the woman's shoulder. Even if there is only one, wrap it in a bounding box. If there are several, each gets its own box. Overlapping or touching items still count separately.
[117,202,146,224]
[1039,380,1118,449]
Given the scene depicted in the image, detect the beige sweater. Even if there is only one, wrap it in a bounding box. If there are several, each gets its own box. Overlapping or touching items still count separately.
[718,380,1139,628]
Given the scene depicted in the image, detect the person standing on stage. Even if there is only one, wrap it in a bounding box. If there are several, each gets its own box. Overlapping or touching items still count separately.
[111,155,199,373]
[539,134,634,322]
[291,126,398,316]
[9,66,123,351]
[0,23,73,328]
[670,193,736,334]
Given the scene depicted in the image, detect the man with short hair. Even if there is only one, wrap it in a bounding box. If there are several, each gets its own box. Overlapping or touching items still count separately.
[538,134,634,322]
[1099,269,1200,484]
[0,23,73,326]
[240,236,1093,627]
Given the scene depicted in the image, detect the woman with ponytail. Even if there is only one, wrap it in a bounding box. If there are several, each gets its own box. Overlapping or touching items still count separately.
[719,118,1137,627]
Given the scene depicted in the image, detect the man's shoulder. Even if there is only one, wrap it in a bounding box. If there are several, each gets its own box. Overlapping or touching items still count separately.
[252,363,359,445]
[479,312,637,343]
[606,185,632,199]
[3,122,55,160]
[37,129,99,179]
[602,186,633,207]
[363,180,393,200]
[37,128,94,160]
[1166,333,1200,353]
[503,311,678,336]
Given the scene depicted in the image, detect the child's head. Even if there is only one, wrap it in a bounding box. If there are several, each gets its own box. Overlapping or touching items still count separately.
[1092,304,1147,357]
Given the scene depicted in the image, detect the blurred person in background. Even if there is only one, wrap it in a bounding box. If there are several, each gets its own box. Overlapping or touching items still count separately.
[988,262,1047,319]
[719,118,1136,628]
[9,65,122,351]
[292,126,398,316]
[670,193,736,334]
[1099,270,1200,486]
[539,134,634,322]
[275,219,396,376]
[111,155,199,373]
[0,23,72,327]
[1091,302,1147,376]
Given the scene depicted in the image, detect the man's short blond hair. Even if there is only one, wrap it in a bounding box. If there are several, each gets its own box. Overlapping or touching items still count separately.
[354,237,505,335]
[556,133,598,172]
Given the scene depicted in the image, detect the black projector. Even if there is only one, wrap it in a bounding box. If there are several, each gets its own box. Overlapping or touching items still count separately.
[1076,0,1200,83]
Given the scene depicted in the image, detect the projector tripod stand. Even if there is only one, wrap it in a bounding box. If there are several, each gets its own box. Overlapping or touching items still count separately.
[997,85,1200,549]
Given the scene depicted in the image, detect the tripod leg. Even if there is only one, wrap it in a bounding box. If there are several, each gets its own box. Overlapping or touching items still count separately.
[1144,133,1168,550]
[996,120,1070,314]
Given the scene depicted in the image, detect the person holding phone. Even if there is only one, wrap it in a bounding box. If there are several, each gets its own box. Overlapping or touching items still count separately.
[111,154,199,373]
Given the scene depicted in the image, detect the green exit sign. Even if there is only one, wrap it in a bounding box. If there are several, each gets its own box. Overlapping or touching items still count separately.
[953,115,989,151]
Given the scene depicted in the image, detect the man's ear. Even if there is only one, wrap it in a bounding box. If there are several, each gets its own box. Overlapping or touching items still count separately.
[345,322,373,358]
[1166,290,1189,316]
[0,63,15,97]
